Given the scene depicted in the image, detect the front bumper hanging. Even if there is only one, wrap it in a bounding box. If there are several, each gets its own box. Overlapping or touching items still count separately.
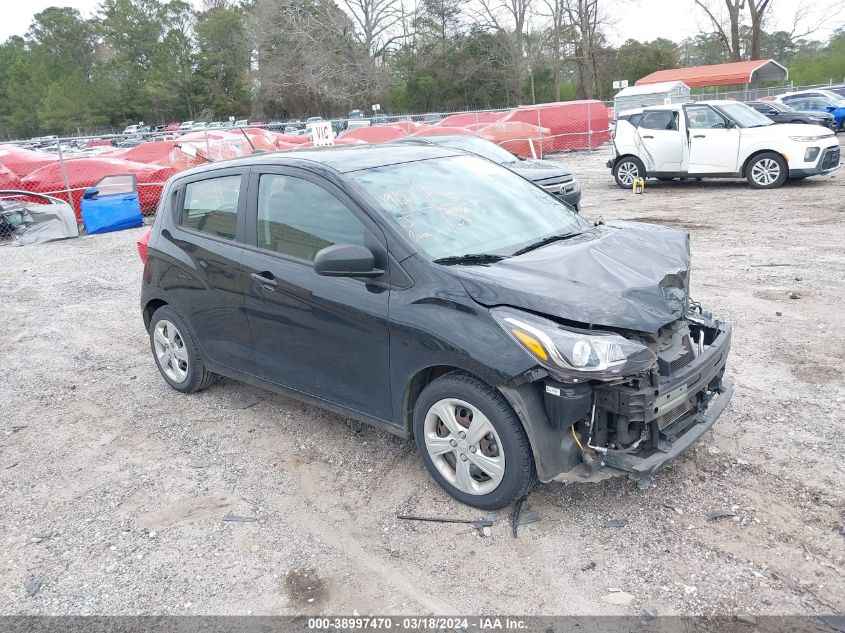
[546,318,733,483]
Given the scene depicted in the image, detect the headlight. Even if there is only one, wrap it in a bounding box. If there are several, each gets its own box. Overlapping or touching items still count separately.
[789,134,830,142]
[491,307,657,382]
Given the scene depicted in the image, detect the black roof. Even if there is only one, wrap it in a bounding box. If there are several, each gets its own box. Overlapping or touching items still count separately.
[179,143,464,178]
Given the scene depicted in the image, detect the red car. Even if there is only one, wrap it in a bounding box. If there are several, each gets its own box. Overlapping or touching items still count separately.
[165,122,181,132]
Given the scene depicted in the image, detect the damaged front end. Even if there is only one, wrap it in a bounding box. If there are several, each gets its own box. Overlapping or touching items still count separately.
[463,221,731,484]
[499,308,732,484]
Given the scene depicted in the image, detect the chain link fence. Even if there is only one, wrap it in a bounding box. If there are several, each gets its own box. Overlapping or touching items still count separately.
[0,102,613,238]
[0,80,836,240]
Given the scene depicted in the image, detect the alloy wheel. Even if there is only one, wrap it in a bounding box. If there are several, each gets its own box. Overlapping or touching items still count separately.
[750,158,780,186]
[153,319,189,383]
[423,398,505,495]
[617,161,639,186]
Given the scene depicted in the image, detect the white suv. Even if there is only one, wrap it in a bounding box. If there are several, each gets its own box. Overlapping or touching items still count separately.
[608,101,840,189]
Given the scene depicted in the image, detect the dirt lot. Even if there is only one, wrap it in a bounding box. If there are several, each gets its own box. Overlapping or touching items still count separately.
[2,138,844,617]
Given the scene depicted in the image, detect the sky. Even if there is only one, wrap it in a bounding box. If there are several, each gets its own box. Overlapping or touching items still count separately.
[0,0,839,46]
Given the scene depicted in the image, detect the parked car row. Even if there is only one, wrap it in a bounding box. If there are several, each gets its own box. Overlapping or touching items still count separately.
[774,88,845,132]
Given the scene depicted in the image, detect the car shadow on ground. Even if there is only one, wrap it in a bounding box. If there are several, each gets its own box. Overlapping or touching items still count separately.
[639,177,833,191]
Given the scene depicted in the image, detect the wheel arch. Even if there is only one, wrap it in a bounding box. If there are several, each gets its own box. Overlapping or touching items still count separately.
[403,365,474,437]
[143,298,168,330]
[400,364,565,481]
[402,364,532,434]
[611,153,643,171]
[740,148,787,178]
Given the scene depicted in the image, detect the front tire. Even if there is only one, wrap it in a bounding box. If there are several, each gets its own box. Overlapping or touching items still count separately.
[746,152,788,189]
[413,372,535,510]
[613,156,645,189]
[149,306,216,393]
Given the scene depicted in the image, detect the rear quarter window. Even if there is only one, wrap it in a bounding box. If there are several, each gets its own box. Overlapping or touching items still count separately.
[179,175,242,240]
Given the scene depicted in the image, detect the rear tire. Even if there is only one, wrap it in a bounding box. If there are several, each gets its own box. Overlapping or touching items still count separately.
[746,152,788,189]
[413,372,535,510]
[149,305,216,393]
[613,156,645,189]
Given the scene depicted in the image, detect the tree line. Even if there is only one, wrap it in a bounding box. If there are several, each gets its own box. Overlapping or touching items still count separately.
[0,0,843,138]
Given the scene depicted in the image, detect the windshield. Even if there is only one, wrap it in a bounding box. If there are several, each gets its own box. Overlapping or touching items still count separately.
[428,136,518,165]
[768,102,791,112]
[716,103,773,127]
[348,155,585,260]
[815,90,845,106]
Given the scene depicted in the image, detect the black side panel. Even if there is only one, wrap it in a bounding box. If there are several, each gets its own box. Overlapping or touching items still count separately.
[146,168,255,373]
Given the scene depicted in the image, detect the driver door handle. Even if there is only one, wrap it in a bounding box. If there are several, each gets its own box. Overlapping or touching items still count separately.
[250,272,278,289]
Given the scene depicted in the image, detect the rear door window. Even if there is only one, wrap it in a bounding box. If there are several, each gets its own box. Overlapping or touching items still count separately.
[639,110,678,130]
[180,175,242,240]
[804,98,831,111]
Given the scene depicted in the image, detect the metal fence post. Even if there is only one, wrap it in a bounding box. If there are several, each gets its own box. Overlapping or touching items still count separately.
[588,104,592,152]
[55,142,74,211]
[204,128,211,159]
[535,104,542,158]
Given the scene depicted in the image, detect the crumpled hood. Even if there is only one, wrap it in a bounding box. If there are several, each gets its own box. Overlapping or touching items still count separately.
[455,221,691,334]
[508,158,573,181]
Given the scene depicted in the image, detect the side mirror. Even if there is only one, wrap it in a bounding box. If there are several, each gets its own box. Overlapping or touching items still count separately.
[83,187,99,199]
[313,243,382,277]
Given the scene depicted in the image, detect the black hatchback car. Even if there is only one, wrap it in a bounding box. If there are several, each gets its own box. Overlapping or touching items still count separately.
[139,145,733,509]
[393,134,582,211]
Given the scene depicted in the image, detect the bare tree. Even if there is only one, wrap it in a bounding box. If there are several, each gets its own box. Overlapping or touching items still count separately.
[782,0,843,42]
[337,0,408,60]
[250,0,375,116]
[693,0,743,61]
[747,0,773,59]
[561,0,605,99]
[538,0,571,101]
[475,0,534,102]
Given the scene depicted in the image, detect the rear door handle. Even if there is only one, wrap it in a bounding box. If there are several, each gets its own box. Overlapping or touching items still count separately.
[693,134,706,138]
[250,272,278,289]
[642,135,654,139]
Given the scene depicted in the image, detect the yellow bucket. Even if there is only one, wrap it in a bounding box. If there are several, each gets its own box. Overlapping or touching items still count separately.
[633,177,645,194]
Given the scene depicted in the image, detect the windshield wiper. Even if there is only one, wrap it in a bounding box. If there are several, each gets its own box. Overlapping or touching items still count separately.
[433,253,508,266]
[511,231,583,257]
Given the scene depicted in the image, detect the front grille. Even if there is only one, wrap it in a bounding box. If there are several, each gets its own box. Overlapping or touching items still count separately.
[537,175,574,193]
[542,183,576,195]
[656,399,694,431]
[822,147,840,170]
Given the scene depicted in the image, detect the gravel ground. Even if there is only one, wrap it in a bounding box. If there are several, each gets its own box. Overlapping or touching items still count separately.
[2,138,844,616]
